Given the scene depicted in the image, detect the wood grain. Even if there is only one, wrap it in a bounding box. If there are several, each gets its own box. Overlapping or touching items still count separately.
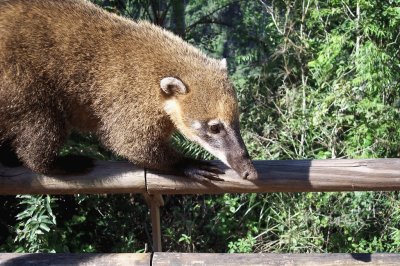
[146,159,400,194]
[0,253,150,266]
[0,161,145,195]
[152,253,400,266]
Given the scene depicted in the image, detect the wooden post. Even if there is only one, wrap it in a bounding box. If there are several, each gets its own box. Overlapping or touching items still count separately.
[144,194,164,252]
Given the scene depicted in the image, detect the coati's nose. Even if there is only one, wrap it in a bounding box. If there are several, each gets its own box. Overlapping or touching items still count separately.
[242,171,249,179]
[240,164,258,180]
[229,154,258,180]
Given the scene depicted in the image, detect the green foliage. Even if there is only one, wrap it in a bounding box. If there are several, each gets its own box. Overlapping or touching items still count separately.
[14,195,56,252]
[1,0,400,254]
[166,0,400,253]
[158,192,400,253]
[1,193,150,253]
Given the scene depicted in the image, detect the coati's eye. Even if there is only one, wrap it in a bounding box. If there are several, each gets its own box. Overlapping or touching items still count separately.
[209,123,221,134]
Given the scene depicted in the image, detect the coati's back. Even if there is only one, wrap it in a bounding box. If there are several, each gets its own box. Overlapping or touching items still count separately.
[0,0,121,89]
[0,0,216,115]
[0,0,141,133]
[1,0,97,134]
[0,0,229,131]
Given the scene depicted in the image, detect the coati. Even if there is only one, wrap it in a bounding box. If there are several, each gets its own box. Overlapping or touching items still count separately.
[0,0,258,180]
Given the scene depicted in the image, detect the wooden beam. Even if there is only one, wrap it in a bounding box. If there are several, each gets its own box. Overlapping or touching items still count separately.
[0,253,150,266]
[2,252,399,265]
[152,253,400,266]
[0,161,145,195]
[1,159,400,195]
[146,159,400,194]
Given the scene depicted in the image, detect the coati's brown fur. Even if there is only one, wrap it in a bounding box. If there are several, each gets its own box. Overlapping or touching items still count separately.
[0,0,257,179]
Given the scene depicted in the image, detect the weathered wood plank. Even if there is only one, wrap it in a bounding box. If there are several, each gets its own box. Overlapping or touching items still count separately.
[146,159,400,194]
[0,253,150,266]
[1,159,400,195]
[152,253,400,266]
[0,161,145,195]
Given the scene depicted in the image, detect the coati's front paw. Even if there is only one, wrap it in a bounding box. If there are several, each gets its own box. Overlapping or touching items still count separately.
[177,159,225,181]
[0,141,23,168]
[49,155,94,175]
[0,151,23,168]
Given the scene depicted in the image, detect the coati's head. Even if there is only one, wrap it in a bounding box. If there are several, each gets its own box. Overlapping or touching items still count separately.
[160,59,258,180]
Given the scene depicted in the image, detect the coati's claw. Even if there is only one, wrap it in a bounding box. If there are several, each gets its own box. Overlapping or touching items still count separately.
[198,161,225,175]
[177,159,225,181]
[184,168,224,182]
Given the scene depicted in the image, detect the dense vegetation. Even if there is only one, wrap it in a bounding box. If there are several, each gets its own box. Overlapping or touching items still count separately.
[1,0,399,253]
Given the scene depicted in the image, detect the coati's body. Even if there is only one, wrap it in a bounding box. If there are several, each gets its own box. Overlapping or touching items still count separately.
[0,0,257,180]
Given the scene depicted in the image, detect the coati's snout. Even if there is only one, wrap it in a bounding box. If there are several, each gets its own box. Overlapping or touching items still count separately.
[190,119,258,180]
[161,76,258,180]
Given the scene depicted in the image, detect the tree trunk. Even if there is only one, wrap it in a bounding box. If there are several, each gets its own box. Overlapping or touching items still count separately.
[171,0,186,38]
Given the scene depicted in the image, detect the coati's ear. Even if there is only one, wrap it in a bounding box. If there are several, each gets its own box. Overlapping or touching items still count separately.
[160,77,187,96]
[220,58,227,70]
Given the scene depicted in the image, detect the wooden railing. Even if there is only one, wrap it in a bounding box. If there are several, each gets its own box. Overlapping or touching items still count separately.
[1,158,400,265]
[1,252,400,265]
